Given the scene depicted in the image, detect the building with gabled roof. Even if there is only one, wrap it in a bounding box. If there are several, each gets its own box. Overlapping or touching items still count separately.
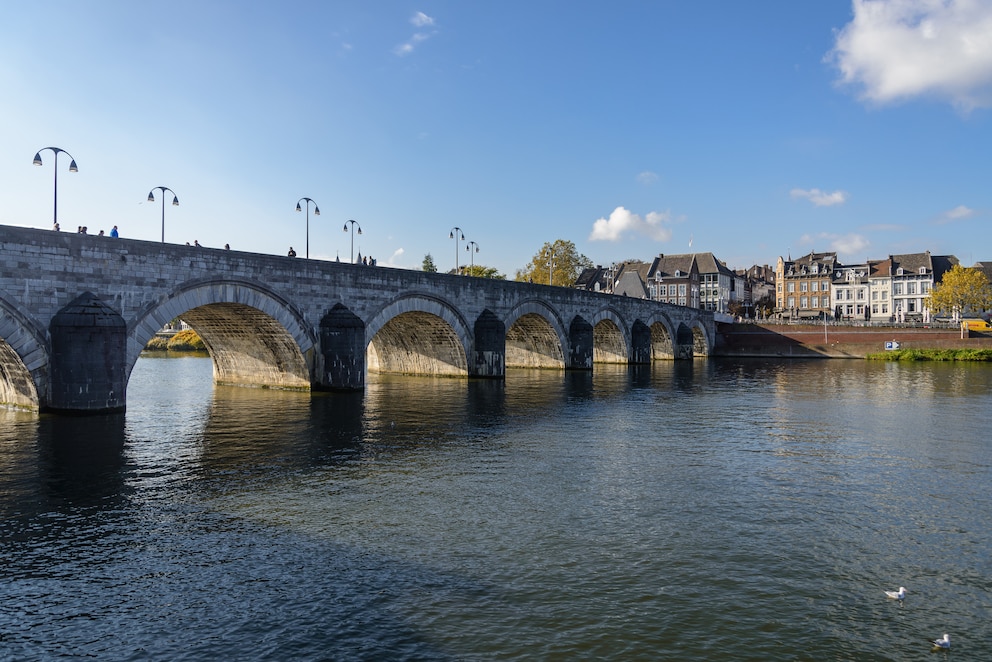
[775,251,838,319]
[645,254,700,307]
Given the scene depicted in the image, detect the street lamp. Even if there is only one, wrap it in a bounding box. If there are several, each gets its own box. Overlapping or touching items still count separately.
[449,226,464,274]
[466,240,479,272]
[147,187,179,243]
[343,219,362,263]
[296,197,320,259]
[547,246,558,286]
[33,147,78,228]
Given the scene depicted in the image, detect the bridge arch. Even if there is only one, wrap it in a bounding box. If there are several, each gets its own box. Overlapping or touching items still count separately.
[504,300,568,369]
[0,293,47,409]
[644,312,678,360]
[365,293,472,376]
[127,279,315,390]
[591,308,630,364]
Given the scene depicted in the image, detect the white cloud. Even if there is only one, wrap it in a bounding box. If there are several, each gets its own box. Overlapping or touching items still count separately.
[829,0,992,110]
[395,12,437,56]
[411,11,435,28]
[636,171,659,186]
[589,206,674,242]
[790,188,849,206]
[387,247,405,266]
[936,204,976,223]
[801,232,871,257]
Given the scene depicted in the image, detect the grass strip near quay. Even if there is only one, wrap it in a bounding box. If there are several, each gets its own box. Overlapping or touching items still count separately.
[866,348,992,362]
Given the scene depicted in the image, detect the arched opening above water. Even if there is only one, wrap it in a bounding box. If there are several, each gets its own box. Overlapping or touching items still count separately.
[367,311,468,377]
[593,318,628,364]
[506,312,565,369]
[180,303,311,390]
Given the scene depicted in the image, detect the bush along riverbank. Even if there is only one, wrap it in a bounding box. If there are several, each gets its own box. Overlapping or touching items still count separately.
[144,329,207,352]
[866,348,992,361]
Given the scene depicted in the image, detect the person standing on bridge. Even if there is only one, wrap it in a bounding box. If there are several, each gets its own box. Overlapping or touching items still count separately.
[288,247,297,257]
[110,225,118,238]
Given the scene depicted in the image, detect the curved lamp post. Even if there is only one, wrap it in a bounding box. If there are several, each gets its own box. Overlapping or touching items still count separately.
[466,240,479,271]
[296,197,320,259]
[33,147,78,228]
[343,219,362,263]
[147,187,179,243]
[449,226,465,274]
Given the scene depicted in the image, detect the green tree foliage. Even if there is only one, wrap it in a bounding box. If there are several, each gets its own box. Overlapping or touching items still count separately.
[926,264,992,317]
[514,239,593,286]
[422,253,438,273]
[462,264,505,279]
[167,329,207,351]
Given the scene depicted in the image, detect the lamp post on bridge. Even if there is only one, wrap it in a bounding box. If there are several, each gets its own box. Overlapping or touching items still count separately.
[296,197,319,259]
[343,219,362,263]
[449,226,464,274]
[465,240,479,272]
[33,147,78,229]
[547,245,558,286]
[147,187,179,243]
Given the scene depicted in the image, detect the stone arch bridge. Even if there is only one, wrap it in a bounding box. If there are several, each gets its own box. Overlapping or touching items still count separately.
[0,225,714,413]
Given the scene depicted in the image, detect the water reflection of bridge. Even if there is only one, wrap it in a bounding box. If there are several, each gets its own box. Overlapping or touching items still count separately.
[0,225,714,413]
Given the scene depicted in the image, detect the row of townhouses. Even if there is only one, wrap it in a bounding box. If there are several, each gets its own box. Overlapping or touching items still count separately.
[574,250,989,322]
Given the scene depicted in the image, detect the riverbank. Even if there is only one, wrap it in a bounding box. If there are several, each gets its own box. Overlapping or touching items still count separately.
[713,322,992,358]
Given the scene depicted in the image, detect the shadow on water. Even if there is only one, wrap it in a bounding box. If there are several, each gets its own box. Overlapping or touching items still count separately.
[0,414,128,518]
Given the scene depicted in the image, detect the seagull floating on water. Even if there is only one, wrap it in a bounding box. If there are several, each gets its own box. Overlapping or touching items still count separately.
[931,633,950,649]
[884,586,906,600]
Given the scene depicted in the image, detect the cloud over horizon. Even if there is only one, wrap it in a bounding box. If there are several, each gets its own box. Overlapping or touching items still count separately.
[829,0,992,110]
[801,231,870,259]
[936,204,976,224]
[791,188,849,206]
[589,206,675,242]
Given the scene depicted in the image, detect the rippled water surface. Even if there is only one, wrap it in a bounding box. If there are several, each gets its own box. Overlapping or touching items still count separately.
[2,356,990,660]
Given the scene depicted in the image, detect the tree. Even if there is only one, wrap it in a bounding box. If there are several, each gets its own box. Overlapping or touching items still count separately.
[422,253,438,273]
[462,264,505,279]
[514,239,593,286]
[927,264,992,318]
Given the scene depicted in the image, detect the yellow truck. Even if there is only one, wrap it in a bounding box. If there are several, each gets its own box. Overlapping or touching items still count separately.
[961,319,992,331]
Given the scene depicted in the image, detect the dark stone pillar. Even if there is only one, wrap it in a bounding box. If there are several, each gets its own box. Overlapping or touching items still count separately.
[318,304,365,391]
[48,292,127,414]
[567,315,593,370]
[631,320,651,364]
[675,322,695,360]
[472,309,505,379]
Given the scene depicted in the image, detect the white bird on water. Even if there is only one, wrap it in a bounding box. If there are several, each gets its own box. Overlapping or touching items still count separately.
[931,633,951,649]
[884,586,906,600]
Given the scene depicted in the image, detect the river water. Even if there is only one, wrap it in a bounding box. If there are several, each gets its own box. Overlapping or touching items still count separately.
[1,356,990,660]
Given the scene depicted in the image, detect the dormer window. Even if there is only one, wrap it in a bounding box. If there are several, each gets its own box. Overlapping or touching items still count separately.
[674,270,682,277]
[919,267,927,275]
[811,264,819,274]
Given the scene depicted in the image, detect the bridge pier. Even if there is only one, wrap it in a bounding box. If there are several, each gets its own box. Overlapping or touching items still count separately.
[568,316,594,370]
[472,310,505,379]
[48,292,127,414]
[318,304,365,391]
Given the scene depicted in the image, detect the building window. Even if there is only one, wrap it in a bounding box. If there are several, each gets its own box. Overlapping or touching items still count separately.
[811,296,819,308]
[907,282,916,295]
[800,296,808,309]
[787,296,795,308]
[894,283,903,295]
[669,284,677,296]
[679,284,686,296]
[787,282,795,293]
[921,282,930,294]
[811,281,818,292]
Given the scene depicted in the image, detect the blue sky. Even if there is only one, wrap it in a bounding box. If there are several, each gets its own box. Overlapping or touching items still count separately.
[2,1,991,276]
